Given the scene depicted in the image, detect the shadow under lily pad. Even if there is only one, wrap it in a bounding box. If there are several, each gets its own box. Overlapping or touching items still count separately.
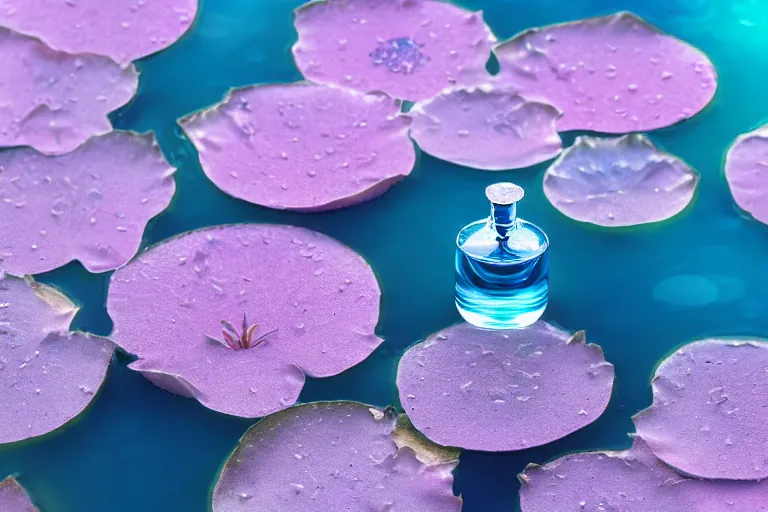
[494,12,717,133]
[519,438,768,512]
[107,224,383,418]
[0,476,37,512]
[291,0,496,101]
[543,134,698,227]
[0,27,138,155]
[0,274,115,444]
[0,131,176,276]
[212,401,461,512]
[0,0,199,65]
[724,124,768,225]
[396,322,614,452]
[409,84,562,171]
[179,82,415,212]
[634,338,768,480]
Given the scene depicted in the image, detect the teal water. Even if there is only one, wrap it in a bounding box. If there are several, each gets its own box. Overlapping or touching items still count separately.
[2,0,768,510]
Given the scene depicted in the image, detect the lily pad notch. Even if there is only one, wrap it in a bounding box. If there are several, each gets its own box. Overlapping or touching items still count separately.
[107,224,383,418]
[212,401,461,511]
[397,321,615,451]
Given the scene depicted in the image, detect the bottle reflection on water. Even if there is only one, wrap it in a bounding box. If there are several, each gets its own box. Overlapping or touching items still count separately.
[455,183,549,329]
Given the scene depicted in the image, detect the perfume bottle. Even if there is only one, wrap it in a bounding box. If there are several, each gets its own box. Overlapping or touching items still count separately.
[455,183,549,329]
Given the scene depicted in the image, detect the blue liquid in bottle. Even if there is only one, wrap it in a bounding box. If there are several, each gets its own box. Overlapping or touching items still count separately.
[455,183,549,329]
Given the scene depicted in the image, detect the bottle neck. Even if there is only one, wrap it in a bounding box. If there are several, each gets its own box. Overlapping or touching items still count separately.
[490,202,516,240]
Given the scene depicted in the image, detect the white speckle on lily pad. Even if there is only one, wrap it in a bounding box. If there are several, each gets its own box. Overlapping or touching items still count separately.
[634,338,768,480]
[543,134,698,227]
[212,401,461,511]
[396,322,614,451]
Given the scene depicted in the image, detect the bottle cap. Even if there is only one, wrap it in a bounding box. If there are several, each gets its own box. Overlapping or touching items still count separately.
[485,183,524,205]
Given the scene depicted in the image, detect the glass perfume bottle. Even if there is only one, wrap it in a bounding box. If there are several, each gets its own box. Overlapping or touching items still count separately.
[455,183,549,329]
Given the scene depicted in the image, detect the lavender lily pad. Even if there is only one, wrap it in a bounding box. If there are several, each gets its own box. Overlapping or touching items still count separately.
[0,477,37,512]
[634,338,768,480]
[0,274,115,444]
[180,83,415,212]
[107,225,383,418]
[494,12,717,133]
[409,84,562,170]
[0,131,176,275]
[519,438,768,512]
[396,322,614,451]
[725,124,768,225]
[212,401,461,511]
[292,0,496,101]
[0,27,138,155]
[0,0,198,65]
[543,134,698,227]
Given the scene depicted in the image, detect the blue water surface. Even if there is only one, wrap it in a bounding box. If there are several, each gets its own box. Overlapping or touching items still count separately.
[2,0,768,510]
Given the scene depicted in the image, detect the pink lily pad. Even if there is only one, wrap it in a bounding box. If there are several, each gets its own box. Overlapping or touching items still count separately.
[212,401,461,511]
[408,84,562,170]
[634,338,768,480]
[180,83,415,212]
[0,27,138,155]
[396,322,614,452]
[543,134,698,227]
[725,124,768,225]
[107,224,383,418]
[0,274,115,444]
[0,131,176,275]
[494,12,718,133]
[0,0,198,65]
[519,438,768,512]
[0,477,37,512]
[291,0,496,102]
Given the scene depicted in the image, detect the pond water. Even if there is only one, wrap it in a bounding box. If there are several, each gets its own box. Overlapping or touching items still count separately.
[1,0,767,510]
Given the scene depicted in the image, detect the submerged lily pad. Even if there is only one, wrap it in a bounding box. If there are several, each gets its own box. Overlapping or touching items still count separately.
[0,0,198,65]
[0,274,115,444]
[0,131,176,275]
[180,83,415,212]
[107,225,383,418]
[0,477,37,512]
[396,322,614,451]
[634,338,768,480]
[292,0,496,101]
[494,12,717,133]
[212,401,461,511]
[519,438,768,512]
[724,124,768,225]
[0,27,138,155]
[409,84,562,170]
[543,134,698,227]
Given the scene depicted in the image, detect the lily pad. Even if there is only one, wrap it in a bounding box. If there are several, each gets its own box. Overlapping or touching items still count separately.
[292,0,496,101]
[519,438,768,512]
[107,225,383,418]
[212,401,461,511]
[0,477,37,512]
[0,0,198,65]
[0,131,176,276]
[409,84,562,170]
[494,12,717,133]
[0,274,115,444]
[180,83,415,212]
[396,322,614,451]
[724,124,768,225]
[634,338,768,480]
[0,27,138,155]
[543,134,698,227]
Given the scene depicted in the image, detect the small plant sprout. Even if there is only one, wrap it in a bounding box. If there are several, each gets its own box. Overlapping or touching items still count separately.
[207,314,277,350]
